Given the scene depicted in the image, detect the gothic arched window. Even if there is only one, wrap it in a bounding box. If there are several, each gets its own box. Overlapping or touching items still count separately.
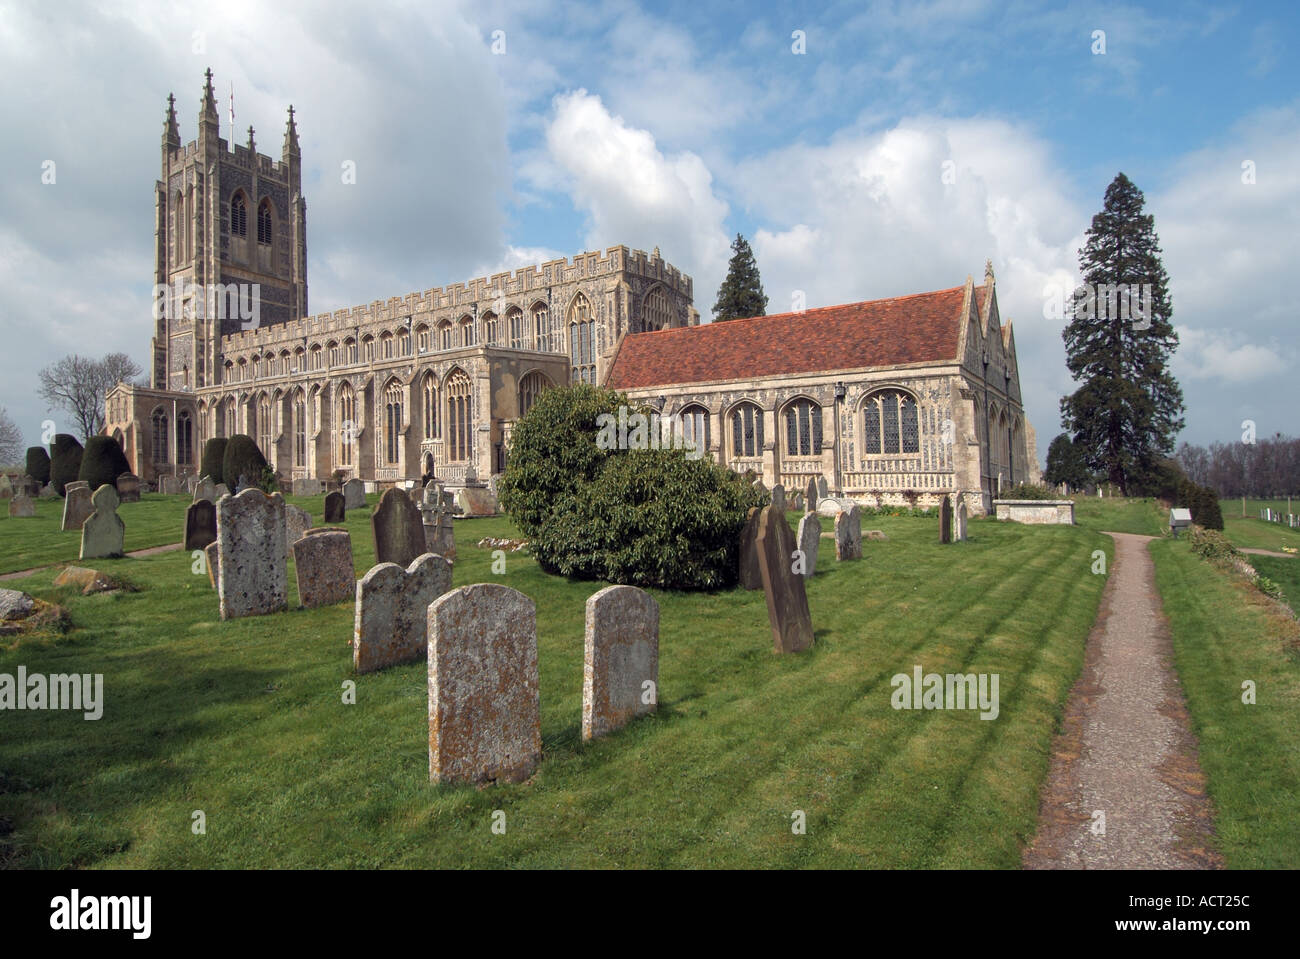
[568,293,595,384]
[863,390,920,455]
[680,404,710,455]
[532,303,551,351]
[152,407,169,465]
[293,391,306,467]
[257,395,272,462]
[518,371,550,418]
[384,381,403,465]
[338,384,356,468]
[508,308,526,349]
[231,192,248,237]
[730,403,764,459]
[783,399,823,457]
[422,373,438,441]
[643,285,673,332]
[445,369,473,462]
[257,198,273,244]
[177,409,193,465]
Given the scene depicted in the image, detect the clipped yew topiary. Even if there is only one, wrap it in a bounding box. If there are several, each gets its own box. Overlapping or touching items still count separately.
[78,435,131,491]
[221,434,269,492]
[49,434,84,496]
[25,446,51,486]
[200,437,228,486]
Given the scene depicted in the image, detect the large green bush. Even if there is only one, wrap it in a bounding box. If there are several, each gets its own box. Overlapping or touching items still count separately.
[1177,478,1223,530]
[49,434,84,496]
[1000,482,1058,500]
[25,446,51,485]
[499,385,766,589]
[78,435,131,491]
[221,434,270,492]
[201,437,228,486]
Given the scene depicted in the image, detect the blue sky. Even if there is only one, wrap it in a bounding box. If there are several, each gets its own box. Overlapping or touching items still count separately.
[1,0,1297,461]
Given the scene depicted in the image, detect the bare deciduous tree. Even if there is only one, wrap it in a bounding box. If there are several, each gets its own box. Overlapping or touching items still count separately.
[0,406,23,466]
[37,353,144,441]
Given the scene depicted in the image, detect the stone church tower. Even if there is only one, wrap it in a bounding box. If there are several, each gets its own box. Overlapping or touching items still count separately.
[152,68,307,393]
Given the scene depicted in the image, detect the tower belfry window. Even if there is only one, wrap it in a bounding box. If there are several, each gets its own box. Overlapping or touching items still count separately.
[231,193,248,237]
[257,199,273,244]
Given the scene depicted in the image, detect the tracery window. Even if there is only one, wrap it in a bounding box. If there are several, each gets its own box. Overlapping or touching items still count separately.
[532,304,551,352]
[177,409,193,465]
[730,403,764,458]
[508,308,526,349]
[863,390,920,455]
[518,371,550,418]
[384,382,403,465]
[568,294,595,384]
[293,392,306,467]
[152,407,169,465]
[338,384,356,468]
[257,198,272,244]
[679,404,710,455]
[422,374,438,440]
[643,285,673,332]
[446,369,473,462]
[784,399,823,457]
[231,192,248,237]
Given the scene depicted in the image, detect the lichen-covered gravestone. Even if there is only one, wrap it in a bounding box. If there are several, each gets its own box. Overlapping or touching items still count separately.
[797,512,820,577]
[756,505,814,654]
[80,485,125,560]
[216,489,287,620]
[428,584,541,785]
[419,484,456,560]
[184,499,217,551]
[353,552,452,672]
[370,487,426,569]
[343,478,365,510]
[323,491,346,523]
[293,529,354,609]
[583,585,659,741]
[834,505,862,560]
[61,485,94,532]
[285,504,313,559]
[193,476,216,504]
[116,473,141,503]
[738,506,764,590]
[939,496,953,545]
[454,486,498,517]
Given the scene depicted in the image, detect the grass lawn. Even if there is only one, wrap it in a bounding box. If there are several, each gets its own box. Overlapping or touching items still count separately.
[1069,495,1166,536]
[1222,514,1300,552]
[1148,538,1300,868]
[1248,555,1300,614]
[1,502,1110,868]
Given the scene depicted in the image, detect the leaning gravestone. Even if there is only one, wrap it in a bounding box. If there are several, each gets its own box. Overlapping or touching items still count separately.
[428,584,541,785]
[940,496,953,545]
[184,499,217,550]
[955,497,968,542]
[797,512,820,577]
[738,506,763,590]
[193,476,217,504]
[116,472,141,503]
[353,552,453,673]
[293,529,354,609]
[216,489,287,620]
[343,478,366,510]
[583,585,659,741]
[61,485,93,532]
[806,476,818,513]
[323,491,346,523]
[770,485,786,511]
[285,504,313,559]
[9,495,36,519]
[756,505,814,654]
[80,485,125,560]
[835,506,862,560]
[371,488,426,569]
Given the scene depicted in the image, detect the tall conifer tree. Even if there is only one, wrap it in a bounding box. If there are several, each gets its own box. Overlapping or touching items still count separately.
[712,234,768,321]
[1060,173,1184,494]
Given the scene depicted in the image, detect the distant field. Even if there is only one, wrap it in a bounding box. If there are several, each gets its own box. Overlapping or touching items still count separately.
[1223,515,1300,552]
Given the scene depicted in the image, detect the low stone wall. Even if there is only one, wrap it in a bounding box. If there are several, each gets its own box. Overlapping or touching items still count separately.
[993,499,1075,525]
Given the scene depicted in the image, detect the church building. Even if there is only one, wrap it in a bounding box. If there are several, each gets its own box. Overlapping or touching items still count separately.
[106,72,1037,514]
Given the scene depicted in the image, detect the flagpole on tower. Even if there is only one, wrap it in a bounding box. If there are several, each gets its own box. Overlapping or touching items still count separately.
[229,81,235,141]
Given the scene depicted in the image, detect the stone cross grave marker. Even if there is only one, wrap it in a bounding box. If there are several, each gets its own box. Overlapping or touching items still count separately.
[834,505,862,560]
[371,487,426,569]
[184,499,217,550]
[80,485,125,560]
[61,485,93,532]
[797,512,821,577]
[739,506,763,589]
[418,483,456,559]
[428,583,541,785]
[583,585,659,741]
[353,552,452,673]
[216,489,287,620]
[293,529,354,609]
[323,490,346,523]
[756,505,815,654]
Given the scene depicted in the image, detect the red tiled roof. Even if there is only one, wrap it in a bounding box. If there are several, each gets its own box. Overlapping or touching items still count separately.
[607,284,969,390]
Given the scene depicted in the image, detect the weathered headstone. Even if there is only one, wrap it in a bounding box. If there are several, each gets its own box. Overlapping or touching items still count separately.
[293,529,354,609]
[939,496,953,544]
[324,491,346,523]
[428,584,541,785]
[292,478,323,497]
[184,499,217,550]
[834,506,862,560]
[770,485,786,511]
[64,480,89,494]
[61,485,93,531]
[738,506,763,590]
[193,476,217,504]
[955,497,968,542]
[583,585,659,741]
[186,475,200,494]
[816,476,829,498]
[354,552,453,673]
[159,475,181,495]
[216,489,287,620]
[419,484,457,559]
[17,474,38,497]
[805,476,818,513]
[371,487,426,568]
[285,504,313,558]
[756,505,814,654]
[213,483,230,500]
[39,484,56,499]
[205,540,219,589]
[796,512,820,577]
[8,495,35,518]
[454,485,498,517]
[80,485,125,560]
[343,478,365,510]
[115,472,141,503]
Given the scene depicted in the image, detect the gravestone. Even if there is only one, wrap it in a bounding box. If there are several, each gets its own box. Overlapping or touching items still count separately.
[583,585,659,741]
[738,506,763,590]
[353,552,454,673]
[816,476,829,498]
[115,473,141,503]
[805,476,818,513]
[770,485,786,511]
[955,497,968,542]
[9,495,36,518]
[216,489,287,620]
[193,476,217,504]
[80,485,125,560]
[159,475,181,495]
[285,504,313,559]
[419,484,456,559]
[791,492,804,511]
[454,485,498,517]
[371,488,426,568]
[17,474,38,497]
[61,485,93,531]
[293,529,354,609]
[213,483,230,500]
[39,484,56,499]
[292,478,323,497]
[428,584,541,785]
[939,496,953,544]
[64,480,89,496]
[205,540,219,589]
[343,478,366,510]
[323,491,346,523]
[0,475,11,499]
[835,506,862,560]
[756,505,814,654]
[184,499,217,550]
[797,512,821,577]
[186,475,200,494]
